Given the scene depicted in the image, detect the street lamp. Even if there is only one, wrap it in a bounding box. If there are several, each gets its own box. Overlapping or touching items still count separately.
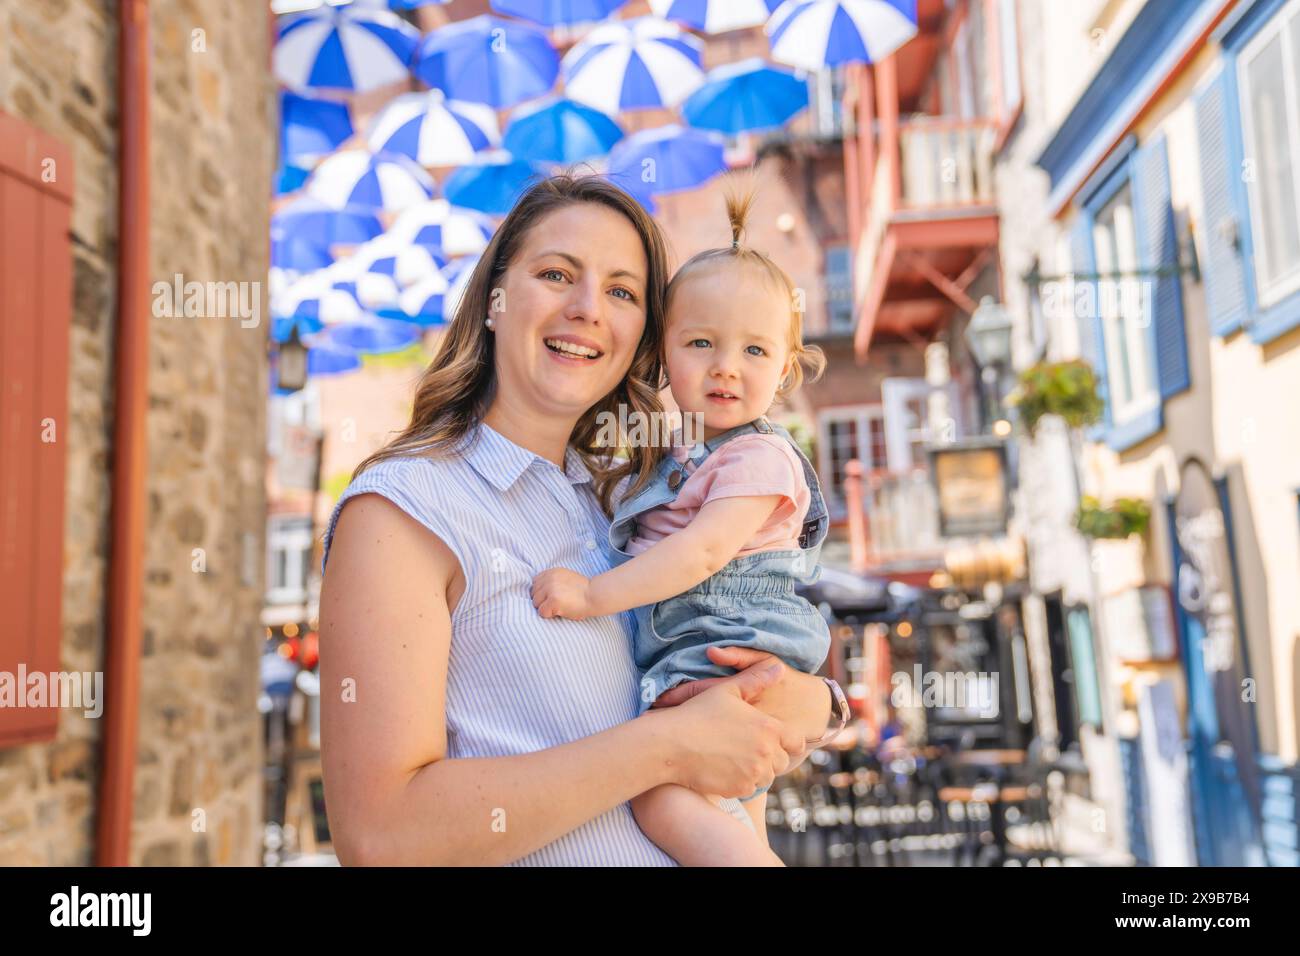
[964,296,1013,432]
[276,326,309,394]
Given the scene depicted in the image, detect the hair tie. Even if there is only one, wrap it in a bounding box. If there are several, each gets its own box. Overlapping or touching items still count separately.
[731,238,739,250]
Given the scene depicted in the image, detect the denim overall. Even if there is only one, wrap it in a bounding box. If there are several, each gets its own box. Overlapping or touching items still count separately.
[609,416,832,732]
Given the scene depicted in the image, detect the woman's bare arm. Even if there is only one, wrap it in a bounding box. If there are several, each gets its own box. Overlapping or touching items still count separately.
[319,494,796,866]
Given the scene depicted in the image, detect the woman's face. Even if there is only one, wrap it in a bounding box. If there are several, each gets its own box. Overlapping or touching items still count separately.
[493,202,650,421]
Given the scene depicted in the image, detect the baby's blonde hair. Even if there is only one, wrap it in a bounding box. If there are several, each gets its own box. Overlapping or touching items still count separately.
[665,174,825,401]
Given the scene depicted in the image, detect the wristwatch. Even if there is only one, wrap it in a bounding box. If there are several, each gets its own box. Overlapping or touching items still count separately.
[805,677,850,750]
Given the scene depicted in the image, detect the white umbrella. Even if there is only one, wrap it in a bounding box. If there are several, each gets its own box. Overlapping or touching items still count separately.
[305,149,435,212]
[365,90,500,167]
[561,17,705,114]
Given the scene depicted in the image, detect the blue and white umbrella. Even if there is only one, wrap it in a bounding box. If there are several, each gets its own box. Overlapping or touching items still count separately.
[271,230,333,272]
[321,316,424,353]
[275,164,312,196]
[272,196,385,249]
[766,0,917,70]
[271,312,326,344]
[443,151,542,216]
[273,1,449,11]
[391,270,452,326]
[306,149,436,212]
[414,16,559,110]
[281,91,354,168]
[503,97,624,165]
[607,124,726,196]
[272,270,365,325]
[561,17,704,114]
[388,199,496,258]
[365,90,500,167]
[340,233,447,288]
[648,0,782,34]
[681,58,809,134]
[441,255,479,322]
[274,7,420,93]
[489,0,625,26]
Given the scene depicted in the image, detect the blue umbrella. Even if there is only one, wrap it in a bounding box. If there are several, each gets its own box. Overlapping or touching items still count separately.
[281,91,354,167]
[365,90,500,167]
[414,16,559,110]
[607,125,727,196]
[388,199,496,257]
[766,0,918,70]
[443,152,543,216]
[274,7,420,93]
[305,341,362,376]
[562,17,704,114]
[489,0,625,27]
[271,312,326,344]
[306,149,436,212]
[271,230,333,272]
[322,316,424,353]
[387,270,452,327]
[274,164,312,196]
[503,97,624,165]
[273,196,385,248]
[681,58,809,134]
[649,0,783,33]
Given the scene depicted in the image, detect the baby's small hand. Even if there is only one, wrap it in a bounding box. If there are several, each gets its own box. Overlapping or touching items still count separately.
[530,567,594,620]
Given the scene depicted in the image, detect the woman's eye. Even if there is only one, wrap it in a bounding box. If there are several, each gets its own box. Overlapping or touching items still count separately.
[541,268,566,282]
[746,345,766,356]
[689,338,711,348]
[611,287,636,301]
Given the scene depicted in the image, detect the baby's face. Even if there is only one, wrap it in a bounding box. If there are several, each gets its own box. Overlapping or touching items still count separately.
[664,264,793,439]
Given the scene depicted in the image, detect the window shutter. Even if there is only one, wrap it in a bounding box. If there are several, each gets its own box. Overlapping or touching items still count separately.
[1194,70,1250,336]
[1132,134,1191,399]
[0,112,73,748]
[1069,213,1110,430]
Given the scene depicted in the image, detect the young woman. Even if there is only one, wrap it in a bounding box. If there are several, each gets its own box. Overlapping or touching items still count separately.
[319,174,838,866]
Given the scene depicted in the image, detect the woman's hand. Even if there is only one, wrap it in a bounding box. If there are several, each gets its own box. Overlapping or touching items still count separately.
[530,567,594,620]
[652,646,831,746]
[652,663,803,798]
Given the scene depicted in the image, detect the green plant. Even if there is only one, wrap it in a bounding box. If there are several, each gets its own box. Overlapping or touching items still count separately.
[1006,359,1104,436]
[1075,495,1151,539]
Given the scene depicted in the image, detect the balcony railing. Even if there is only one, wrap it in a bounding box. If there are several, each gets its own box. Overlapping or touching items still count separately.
[896,117,997,211]
[863,469,942,563]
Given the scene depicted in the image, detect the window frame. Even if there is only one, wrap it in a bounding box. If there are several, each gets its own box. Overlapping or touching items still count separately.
[266,515,315,607]
[816,404,888,519]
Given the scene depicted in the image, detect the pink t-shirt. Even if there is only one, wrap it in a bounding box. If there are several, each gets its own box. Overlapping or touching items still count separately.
[625,433,811,557]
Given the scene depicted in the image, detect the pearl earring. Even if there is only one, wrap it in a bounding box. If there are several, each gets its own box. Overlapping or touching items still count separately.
[485,317,495,330]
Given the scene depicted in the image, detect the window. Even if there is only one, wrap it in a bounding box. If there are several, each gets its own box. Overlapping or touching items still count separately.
[810,67,846,138]
[267,516,314,606]
[998,0,1022,115]
[1091,183,1158,425]
[817,407,888,517]
[1237,0,1300,308]
[824,245,855,332]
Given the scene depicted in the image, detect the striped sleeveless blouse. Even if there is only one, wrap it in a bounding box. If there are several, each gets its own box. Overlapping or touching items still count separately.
[321,421,678,866]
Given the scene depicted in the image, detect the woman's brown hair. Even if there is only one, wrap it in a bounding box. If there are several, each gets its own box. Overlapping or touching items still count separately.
[665,173,826,401]
[351,171,670,514]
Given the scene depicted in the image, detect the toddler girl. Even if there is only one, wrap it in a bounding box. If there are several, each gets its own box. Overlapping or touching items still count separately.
[530,184,831,865]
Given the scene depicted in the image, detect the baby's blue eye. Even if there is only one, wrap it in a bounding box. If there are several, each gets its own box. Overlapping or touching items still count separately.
[746,345,766,356]
[690,338,711,348]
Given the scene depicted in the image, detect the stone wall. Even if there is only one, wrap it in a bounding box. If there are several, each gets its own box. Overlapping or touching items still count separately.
[0,0,271,866]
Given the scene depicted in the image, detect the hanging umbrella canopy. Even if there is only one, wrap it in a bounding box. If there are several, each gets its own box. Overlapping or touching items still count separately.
[390,270,453,327]
[648,0,783,34]
[321,316,425,353]
[503,96,624,165]
[388,198,496,257]
[365,89,500,167]
[271,312,326,344]
[681,57,809,134]
[490,0,625,26]
[281,91,354,169]
[766,0,918,70]
[414,16,560,110]
[339,233,447,287]
[561,17,705,114]
[607,124,726,196]
[274,6,420,93]
[272,269,366,325]
[271,230,333,272]
[306,149,436,212]
[305,340,363,376]
[443,151,543,216]
[441,255,480,322]
[272,196,385,250]
[274,0,449,11]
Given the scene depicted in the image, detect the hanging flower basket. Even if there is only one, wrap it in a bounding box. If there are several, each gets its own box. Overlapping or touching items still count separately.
[1005,359,1104,436]
[1075,495,1151,539]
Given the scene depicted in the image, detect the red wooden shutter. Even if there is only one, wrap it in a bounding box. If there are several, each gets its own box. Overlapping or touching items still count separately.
[0,111,73,747]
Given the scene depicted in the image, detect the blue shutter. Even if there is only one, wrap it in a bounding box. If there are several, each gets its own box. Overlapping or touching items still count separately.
[1132,134,1191,399]
[1069,214,1110,431]
[1194,69,1250,336]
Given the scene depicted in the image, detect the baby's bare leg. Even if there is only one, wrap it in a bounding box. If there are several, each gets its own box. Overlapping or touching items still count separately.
[631,784,782,866]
